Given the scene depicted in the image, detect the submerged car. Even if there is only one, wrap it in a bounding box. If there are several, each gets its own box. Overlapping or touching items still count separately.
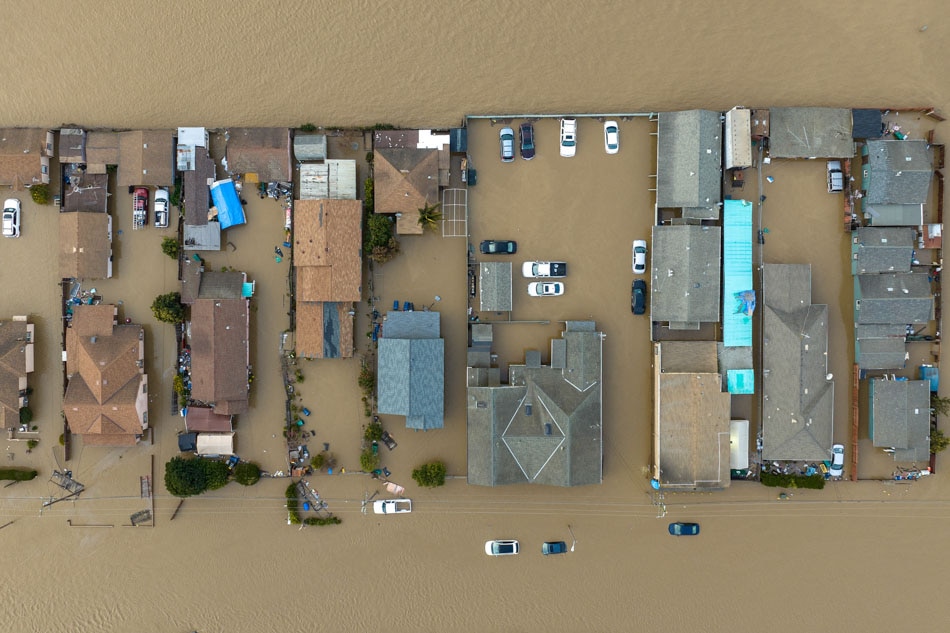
[480,240,517,254]
[632,279,647,315]
[632,240,648,274]
[668,522,700,536]
[485,539,519,556]
[499,127,515,162]
[542,541,567,555]
[829,444,845,477]
[2,198,21,238]
[519,122,535,160]
[521,261,567,278]
[559,118,577,157]
[528,281,564,297]
[154,188,170,228]
[604,120,620,154]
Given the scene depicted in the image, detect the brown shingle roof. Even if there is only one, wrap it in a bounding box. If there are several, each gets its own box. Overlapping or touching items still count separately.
[85,131,120,174]
[373,148,439,216]
[294,302,355,359]
[189,298,249,415]
[184,151,216,225]
[225,128,291,182]
[0,128,50,190]
[0,320,32,430]
[117,130,175,188]
[64,307,146,446]
[62,173,109,213]
[293,199,362,302]
[185,406,233,432]
[59,212,112,279]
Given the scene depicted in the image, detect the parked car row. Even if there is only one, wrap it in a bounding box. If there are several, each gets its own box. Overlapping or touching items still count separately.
[498,119,623,161]
[132,186,172,229]
[485,539,568,556]
[2,198,21,238]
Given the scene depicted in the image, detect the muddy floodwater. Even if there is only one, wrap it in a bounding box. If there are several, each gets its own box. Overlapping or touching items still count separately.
[1,2,950,632]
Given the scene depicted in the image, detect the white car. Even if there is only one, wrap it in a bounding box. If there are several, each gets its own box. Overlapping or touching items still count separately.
[559,118,577,158]
[154,188,170,228]
[2,198,20,238]
[829,444,845,478]
[485,539,519,556]
[604,120,620,154]
[521,261,567,278]
[372,499,412,514]
[499,127,515,162]
[528,281,565,297]
[632,240,648,274]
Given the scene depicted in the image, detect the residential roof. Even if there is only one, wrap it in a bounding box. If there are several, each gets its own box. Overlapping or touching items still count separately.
[768,108,854,158]
[479,262,513,312]
[0,128,50,189]
[0,318,34,431]
[299,160,357,200]
[377,312,444,430]
[180,257,204,304]
[373,147,440,216]
[184,150,216,225]
[64,306,147,446]
[59,212,112,280]
[383,310,440,339]
[655,342,732,488]
[852,109,883,139]
[863,200,924,226]
[856,324,909,370]
[656,110,722,210]
[183,223,221,251]
[865,140,933,205]
[855,273,933,324]
[84,131,120,174]
[294,301,355,359]
[117,130,175,187]
[650,224,722,326]
[196,432,235,456]
[851,227,915,274]
[869,379,931,461]
[189,297,249,415]
[466,322,603,487]
[225,128,291,182]
[196,271,246,301]
[59,128,87,163]
[185,406,233,433]
[62,173,109,213]
[293,199,362,302]
[762,265,834,461]
[293,134,327,162]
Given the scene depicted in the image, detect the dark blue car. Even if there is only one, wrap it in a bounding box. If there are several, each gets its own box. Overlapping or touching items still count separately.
[542,541,567,555]
[668,522,700,536]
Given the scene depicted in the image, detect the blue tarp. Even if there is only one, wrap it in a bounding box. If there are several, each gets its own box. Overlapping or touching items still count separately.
[722,199,754,347]
[210,179,246,229]
[919,366,939,392]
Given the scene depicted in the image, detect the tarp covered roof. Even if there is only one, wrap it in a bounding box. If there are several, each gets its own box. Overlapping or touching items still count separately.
[210,179,246,229]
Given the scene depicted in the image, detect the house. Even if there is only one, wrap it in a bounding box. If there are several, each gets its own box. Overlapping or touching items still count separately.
[59,211,113,279]
[293,199,362,359]
[59,128,87,164]
[63,305,148,446]
[861,140,933,226]
[0,317,35,431]
[84,131,120,175]
[225,128,292,183]
[856,324,912,370]
[292,134,327,162]
[184,406,233,433]
[373,135,441,235]
[186,272,250,415]
[298,160,357,200]
[479,262,512,312]
[655,110,722,218]
[117,130,175,188]
[62,173,109,213]
[851,227,915,274]
[196,432,235,456]
[650,224,722,330]
[377,311,444,430]
[0,128,53,190]
[761,264,834,462]
[767,108,854,158]
[852,109,884,139]
[183,150,219,251]
[466,321,603,487]
[176,127,208,172]
[854,273,933,324]
[653,341,732,489]
[868,378,930,462]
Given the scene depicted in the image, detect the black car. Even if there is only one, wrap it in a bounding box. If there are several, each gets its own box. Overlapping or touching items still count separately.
[519,122,535,160]
[632,279,647,315]
[480,240,517,255]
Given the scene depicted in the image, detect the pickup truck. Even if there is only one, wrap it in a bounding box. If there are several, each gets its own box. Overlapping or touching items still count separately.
[373,499,412,514]
[827,161,844,193]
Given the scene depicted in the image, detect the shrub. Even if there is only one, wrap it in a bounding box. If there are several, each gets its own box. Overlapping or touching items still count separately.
[173,375,188,396]
[295,369,304,383]
[364,213,392,253]
[233,462,261,486]
[29,183,50,205]
[151,292,185,324]
[161,236,180,259]
[0,468,37,481]
[304,516,341,526]
[363,177,375,213]
[931,428,949,453]
[359,449,380,472]
[26,439,38,450]
[364,419,383,442]
[286,483,301,524]
[310,453,326,470]
[358,363,375,398]
[369,240,399,264]
[365,151,374,164]
[170,176,183,208]
[58,433,65,446]
[412,461,447,488]
[19,407,32,425]
[300,123,317,132]
[760,472,825,489]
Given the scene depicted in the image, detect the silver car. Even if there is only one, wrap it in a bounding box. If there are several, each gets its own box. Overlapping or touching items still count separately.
[2,198,20,238]
[499,127,515,162]
[485,539,519,556]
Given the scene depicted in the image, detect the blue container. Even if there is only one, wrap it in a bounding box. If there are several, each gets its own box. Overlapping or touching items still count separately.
[302,407,311,416]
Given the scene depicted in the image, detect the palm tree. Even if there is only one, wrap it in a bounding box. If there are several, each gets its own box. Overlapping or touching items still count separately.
[417,201,443,232]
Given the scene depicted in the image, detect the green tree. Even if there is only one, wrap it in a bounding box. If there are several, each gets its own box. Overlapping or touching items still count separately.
[161,236,180,259]
[363,419,383,442]
[29,183,50,205]
[931,394,950,417]
[364,213,393,253]
[358,363,376,398]
[164,456,208,497]
[19,407,32,425]
[203,460,230,490]
[412,461,447,488]
[0,468,38,481]
[931,428,950,453]
[417,201,443,232]
[233,462,261,486]
[151,292,185,324]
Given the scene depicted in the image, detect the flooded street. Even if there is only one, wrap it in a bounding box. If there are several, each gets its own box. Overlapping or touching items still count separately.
[1,2,950,632]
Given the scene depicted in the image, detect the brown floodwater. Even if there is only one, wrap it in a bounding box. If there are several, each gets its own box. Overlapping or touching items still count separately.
[1,2,950,632]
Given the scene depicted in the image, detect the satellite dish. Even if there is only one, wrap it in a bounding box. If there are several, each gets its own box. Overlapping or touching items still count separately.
[826,373,834,380]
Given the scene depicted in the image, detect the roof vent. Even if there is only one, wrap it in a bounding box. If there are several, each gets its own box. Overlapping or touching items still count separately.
[90,336,97,343]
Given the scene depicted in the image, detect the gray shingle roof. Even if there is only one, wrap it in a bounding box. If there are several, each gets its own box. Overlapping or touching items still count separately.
[656,110,722,209]
[768,108,854,158]
[377,312,444,430]
[865,140,933,204]
[851,227,915,274]
[855,323,909,370]
[762,265,834,461]
[869,379,930,461]
[651,225,722,324]
[855,273,933,324]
